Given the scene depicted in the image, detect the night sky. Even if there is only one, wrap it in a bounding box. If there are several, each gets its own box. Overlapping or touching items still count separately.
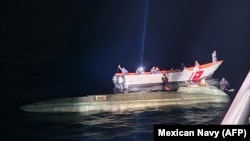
[1,0,250,112]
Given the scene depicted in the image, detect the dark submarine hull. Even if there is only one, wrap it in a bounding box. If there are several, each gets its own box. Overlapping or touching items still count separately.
[20,86,229,113]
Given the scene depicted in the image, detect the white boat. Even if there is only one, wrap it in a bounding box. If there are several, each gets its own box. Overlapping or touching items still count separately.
[113,60,223,93]
[20,60,228,113]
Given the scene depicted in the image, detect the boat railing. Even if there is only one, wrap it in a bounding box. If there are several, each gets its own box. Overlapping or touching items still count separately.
[114,60,223,76]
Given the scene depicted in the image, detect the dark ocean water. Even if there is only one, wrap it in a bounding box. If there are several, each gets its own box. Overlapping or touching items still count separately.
[1,102,231,141]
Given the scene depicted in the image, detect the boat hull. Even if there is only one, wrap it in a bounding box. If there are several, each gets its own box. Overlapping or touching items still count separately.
[20,86,229,113]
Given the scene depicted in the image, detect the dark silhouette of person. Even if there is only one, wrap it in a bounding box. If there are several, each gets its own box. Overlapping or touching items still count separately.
[162,73,169,90]
[220,77,230,91]
[180,63,185,71]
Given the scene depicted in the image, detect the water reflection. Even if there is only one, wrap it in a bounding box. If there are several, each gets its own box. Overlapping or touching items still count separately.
[3,102,230,141]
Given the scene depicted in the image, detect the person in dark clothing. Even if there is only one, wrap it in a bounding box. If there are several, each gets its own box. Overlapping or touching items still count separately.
[220,77,230,91]
[180,63,185,71]
[162,73,169,90]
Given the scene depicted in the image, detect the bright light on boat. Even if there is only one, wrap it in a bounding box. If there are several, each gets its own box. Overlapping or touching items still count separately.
[140,67,144,72]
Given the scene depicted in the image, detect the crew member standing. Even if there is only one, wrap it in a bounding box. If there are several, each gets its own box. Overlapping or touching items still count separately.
[118,65,128,75]
[220,77,230,91]
[162,73,169,90]
[193,60,200,71]
[180,63,185,71]
[212,50,217,63]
